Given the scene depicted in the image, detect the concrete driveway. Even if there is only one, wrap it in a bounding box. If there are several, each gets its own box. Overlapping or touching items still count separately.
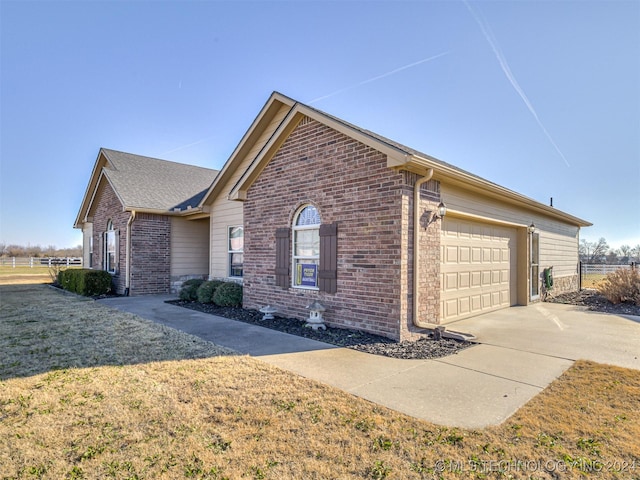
[450,302,640,370]
[98,295,640,429]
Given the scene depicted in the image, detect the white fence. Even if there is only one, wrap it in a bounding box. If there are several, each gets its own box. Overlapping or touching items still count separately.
[0,257,83,268]
[581,263,635,275]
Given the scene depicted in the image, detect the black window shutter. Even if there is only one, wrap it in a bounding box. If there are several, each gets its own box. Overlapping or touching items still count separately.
[275,228,290,288]
[319,222,338,294]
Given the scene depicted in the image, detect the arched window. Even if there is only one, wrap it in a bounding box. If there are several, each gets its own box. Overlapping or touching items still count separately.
[292,205,320,288]
[104,219,117,274]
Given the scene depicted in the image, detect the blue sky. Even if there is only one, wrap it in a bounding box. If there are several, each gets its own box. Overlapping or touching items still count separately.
[1,0,639,250]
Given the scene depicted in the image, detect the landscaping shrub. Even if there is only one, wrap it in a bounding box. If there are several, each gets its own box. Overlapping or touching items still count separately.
[196,280,225,303]
[213,281,243,307]
[597,268,640,306]
[57,269,111,296]
[179,278,205,301]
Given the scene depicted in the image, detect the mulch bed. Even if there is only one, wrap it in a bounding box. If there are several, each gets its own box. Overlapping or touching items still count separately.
[168,289,639,360]
[545,289,640,317]
[167,300,474,360]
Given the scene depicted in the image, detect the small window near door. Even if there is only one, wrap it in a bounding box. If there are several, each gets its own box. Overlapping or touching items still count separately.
[530,232,540,299]
[228,226,243,277]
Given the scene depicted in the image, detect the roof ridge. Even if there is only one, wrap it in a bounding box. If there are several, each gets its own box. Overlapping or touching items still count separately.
[100,147,219,173]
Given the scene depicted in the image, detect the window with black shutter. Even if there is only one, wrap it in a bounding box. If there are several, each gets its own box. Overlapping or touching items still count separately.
[319,222,338,294]
[275,228,290,288]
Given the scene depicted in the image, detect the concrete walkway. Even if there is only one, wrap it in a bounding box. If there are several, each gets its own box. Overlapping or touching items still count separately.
[97,295,640,429]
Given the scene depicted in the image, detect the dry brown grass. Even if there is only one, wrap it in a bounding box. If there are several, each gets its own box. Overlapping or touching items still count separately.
[596,269,640,306]
[1,285,639,480]
[0,266,51,286]
[582,274,607,289]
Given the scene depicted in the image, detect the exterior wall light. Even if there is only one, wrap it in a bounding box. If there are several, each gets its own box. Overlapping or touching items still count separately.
[424,201,447,228]
[528,222,536,234]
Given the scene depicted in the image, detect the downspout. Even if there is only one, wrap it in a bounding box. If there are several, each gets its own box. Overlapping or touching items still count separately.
[413,169,433,328]
[125,210,136,296]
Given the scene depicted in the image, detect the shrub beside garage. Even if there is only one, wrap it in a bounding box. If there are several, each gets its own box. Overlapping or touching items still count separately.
[57,269,112,296]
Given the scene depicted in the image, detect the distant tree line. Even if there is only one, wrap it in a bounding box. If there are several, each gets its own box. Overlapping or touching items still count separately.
[0,243,82,258]
[580,238,640,265]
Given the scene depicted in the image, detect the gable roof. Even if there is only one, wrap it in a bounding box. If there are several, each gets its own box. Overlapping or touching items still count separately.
[225,92,591,228]
[74,148,219,227]
[199,92,296,207]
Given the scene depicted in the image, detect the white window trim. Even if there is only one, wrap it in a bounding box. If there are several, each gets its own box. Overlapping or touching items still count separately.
[105,220,117,275]
[292,205,320,290]
[228,225,244,278]
[530,231,540,300]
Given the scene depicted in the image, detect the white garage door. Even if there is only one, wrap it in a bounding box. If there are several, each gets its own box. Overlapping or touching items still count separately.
[441,218,517,322]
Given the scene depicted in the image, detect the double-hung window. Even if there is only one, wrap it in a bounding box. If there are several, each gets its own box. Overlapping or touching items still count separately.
[105,220,117,274]
[292,205,321,289]
[228,226,244,277]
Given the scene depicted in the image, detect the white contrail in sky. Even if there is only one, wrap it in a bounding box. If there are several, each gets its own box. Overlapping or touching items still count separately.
[162,53,449,158]
[307,52,450,104]
[464,0,571,168]
[160,136,215,157]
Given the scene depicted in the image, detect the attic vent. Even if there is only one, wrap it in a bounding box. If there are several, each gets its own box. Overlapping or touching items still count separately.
[299,116,312,126]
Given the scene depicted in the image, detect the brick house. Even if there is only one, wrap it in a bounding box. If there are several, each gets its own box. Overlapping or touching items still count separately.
[74,148,218,295]
[201,92,591,340]
[75,93,591,340]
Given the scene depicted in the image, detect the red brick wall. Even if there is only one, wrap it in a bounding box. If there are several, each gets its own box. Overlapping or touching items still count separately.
[91,181,129,294]
[130,213,171,295]
[243,117,441,340]
[91,181,171,295]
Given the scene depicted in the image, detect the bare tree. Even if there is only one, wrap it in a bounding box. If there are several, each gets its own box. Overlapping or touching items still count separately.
[580,237,609,263]
[606,249,620,265]
[618,245,631,263]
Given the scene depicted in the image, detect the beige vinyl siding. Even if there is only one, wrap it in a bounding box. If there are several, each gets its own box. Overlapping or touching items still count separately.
[170,217,209,277]
[82,222,93,267]
[210,203,243,278]
[538,229,579,277]
[209,105,291,278]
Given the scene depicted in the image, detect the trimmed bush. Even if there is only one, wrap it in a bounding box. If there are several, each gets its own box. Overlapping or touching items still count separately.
[196,280,225,304]
[213,282,243,307]
[57,269,112,296]
[597,268,640,306]
[179,278,205,301]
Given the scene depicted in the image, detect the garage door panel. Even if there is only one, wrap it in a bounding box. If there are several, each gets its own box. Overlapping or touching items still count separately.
[441,218,517,322]
[500,269,509,283]
[481,293,492,308]
[444,272,457,290]
[445,246,458,263]
[459,297,470,314]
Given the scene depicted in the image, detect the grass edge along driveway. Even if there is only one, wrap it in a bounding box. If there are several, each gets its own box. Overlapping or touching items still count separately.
[1,284,639,480]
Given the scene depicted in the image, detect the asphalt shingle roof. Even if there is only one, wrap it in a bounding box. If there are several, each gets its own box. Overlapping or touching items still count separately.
[101,149,218,212]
